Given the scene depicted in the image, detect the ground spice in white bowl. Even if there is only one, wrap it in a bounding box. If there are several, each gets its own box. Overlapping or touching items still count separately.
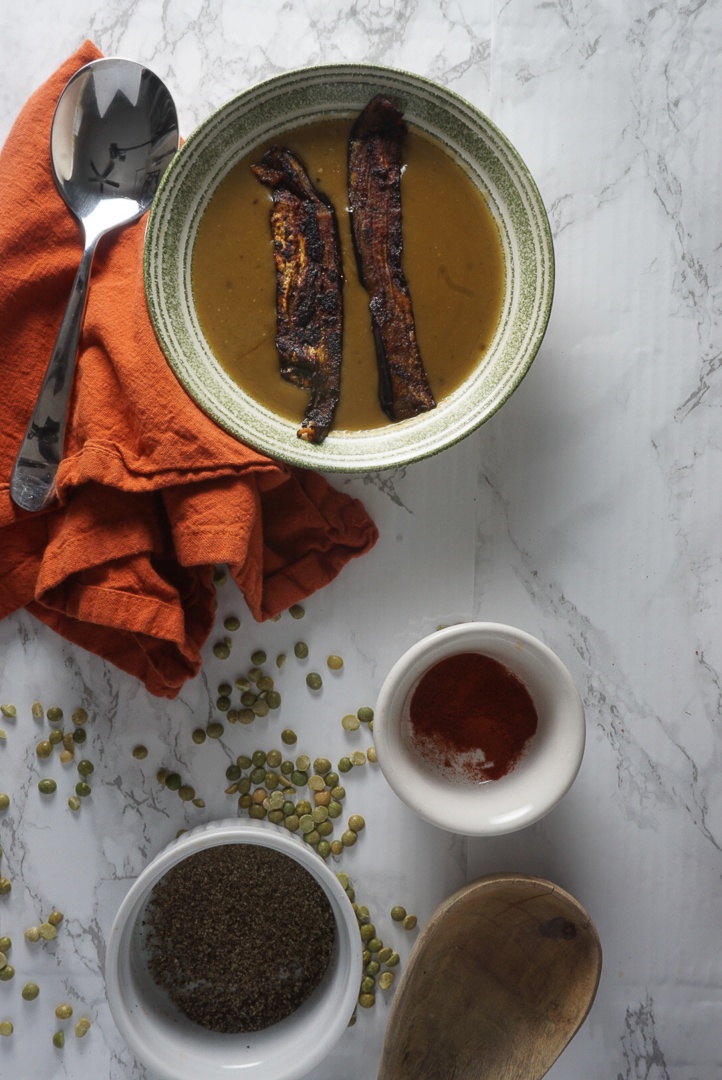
[143,843,336,1033]
[106,820,363,1080]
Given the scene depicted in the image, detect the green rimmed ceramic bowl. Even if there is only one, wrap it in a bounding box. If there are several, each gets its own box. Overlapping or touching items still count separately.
[144,65,554,471]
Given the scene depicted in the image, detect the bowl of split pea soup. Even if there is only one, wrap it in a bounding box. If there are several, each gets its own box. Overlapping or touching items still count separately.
[105,817,363,1080]
[145,65,554,471]
[373,623,586,836]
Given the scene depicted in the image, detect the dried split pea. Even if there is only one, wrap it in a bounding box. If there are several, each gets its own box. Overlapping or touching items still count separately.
[327,654,344,670]
[55,1003,73,1019]
[0,965,14,981]
[22,982,39,1000]
[0,705,16,719]
[289,604,305,619]
[402,914,418,931]
[52,1030,65,1049]
[132,745,148,760]
[0,795,9,811]
[341,713,360,731]
[46,706,63,723]
[68,796,81,812]
[71,708,88,726]
[38,779,57,796]
[74,1017,91,1038]
[0,1021,13,1036]
[390,905,407,922]
[38,923,57,941]
[47,910,63,927]
[306,672,323,691]
[223,616,240,632]
[379,971,395,989]
[31,702,44,718]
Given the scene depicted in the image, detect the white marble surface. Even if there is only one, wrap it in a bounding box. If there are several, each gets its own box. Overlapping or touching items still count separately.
[1,0,721,1077]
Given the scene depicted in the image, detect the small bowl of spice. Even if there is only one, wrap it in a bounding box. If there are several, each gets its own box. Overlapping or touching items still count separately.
[105,818,363,1080]
[373,622,585,836]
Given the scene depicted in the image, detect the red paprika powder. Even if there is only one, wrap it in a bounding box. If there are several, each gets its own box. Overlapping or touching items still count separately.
[407,652,538,782]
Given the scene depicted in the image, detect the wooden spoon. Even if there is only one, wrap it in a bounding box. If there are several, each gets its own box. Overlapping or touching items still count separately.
[378,873,602,1080]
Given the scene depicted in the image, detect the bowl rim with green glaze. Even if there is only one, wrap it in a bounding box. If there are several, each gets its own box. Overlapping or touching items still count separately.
[144,64,555,472]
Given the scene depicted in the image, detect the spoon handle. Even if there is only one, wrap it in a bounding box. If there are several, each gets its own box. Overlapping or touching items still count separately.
[10,236,97,512]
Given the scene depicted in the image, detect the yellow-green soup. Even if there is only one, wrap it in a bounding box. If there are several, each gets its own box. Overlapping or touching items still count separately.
[192,118,505,432]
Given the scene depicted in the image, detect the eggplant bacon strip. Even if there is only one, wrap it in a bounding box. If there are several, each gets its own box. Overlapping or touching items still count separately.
[348,95,436,421]
[251,147,343,443]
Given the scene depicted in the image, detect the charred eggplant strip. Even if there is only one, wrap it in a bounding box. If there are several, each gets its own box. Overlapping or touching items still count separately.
[348,96,435,421]
[251,147,343,443]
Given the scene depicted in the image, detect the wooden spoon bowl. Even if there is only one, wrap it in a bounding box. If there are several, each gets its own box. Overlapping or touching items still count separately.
[378,873,602,1080]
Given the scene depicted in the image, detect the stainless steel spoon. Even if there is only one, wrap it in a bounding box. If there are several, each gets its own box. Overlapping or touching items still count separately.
[10,57,179,512]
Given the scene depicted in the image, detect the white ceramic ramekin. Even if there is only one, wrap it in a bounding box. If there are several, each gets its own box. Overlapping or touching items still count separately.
[374,622,585,836]
[105,818,362,1080]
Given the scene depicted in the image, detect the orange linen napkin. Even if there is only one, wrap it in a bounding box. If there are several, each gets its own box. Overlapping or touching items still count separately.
[0,41,378,698]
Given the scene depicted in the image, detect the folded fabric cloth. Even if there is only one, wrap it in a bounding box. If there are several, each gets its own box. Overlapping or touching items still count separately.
[0,41,378,698]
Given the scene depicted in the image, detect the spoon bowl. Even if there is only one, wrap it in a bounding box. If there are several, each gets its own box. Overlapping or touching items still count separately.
[378,873,602,1080]
[10,57,179,512]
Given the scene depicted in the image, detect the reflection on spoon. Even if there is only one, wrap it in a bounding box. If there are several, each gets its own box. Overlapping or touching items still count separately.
[10,57,179,513]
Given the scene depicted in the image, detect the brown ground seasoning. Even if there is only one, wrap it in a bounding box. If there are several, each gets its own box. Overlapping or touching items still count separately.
[143,843,336,1032]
